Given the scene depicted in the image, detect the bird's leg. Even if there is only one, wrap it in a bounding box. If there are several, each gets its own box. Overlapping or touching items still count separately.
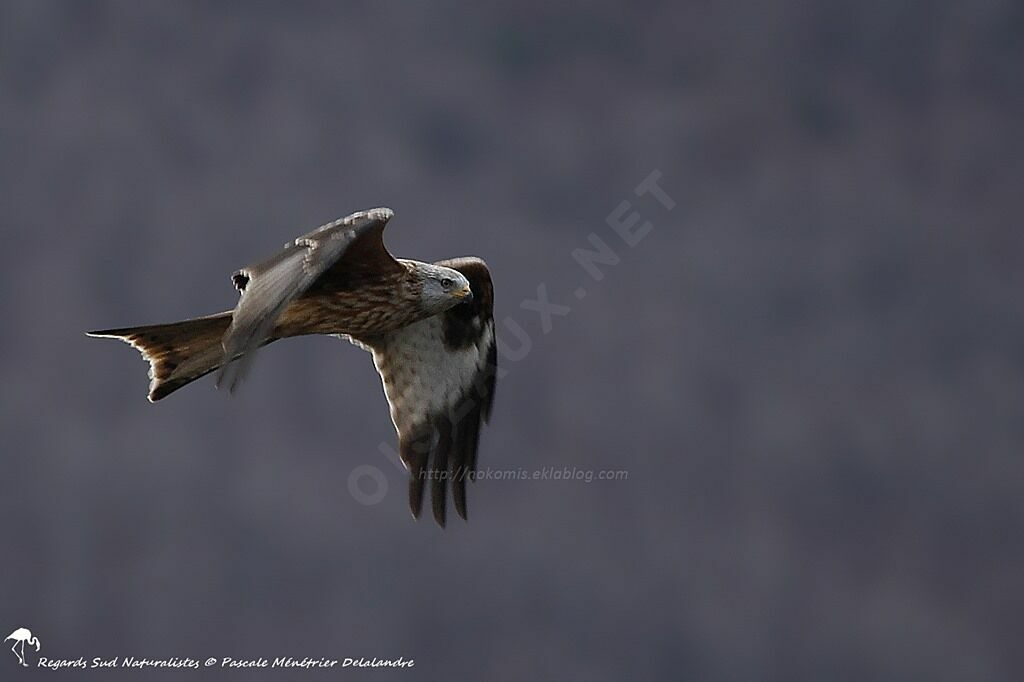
[12,640,24,666]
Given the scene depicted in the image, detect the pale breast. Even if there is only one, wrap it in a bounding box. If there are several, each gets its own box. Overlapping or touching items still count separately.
[371,315,493,434]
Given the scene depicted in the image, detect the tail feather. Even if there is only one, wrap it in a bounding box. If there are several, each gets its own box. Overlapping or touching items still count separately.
[87,312,233,401]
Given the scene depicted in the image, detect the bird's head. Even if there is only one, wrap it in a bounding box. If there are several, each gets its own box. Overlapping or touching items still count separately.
[415,263,474,314]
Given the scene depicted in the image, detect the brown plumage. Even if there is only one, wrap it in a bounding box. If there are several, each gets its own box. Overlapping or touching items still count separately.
[88,208,496,525]
[370,257,497,525]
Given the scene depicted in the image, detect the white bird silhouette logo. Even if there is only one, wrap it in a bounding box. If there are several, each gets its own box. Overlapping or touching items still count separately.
[5,628,40,667]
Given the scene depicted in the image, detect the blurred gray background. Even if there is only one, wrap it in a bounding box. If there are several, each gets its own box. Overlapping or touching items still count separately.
[2,1,1022,680]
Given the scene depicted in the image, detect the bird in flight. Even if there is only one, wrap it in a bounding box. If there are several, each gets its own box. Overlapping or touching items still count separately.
[88,208,496,526]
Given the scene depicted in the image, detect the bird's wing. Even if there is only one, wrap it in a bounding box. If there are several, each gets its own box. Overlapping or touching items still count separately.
[218,207,401,390]
[368,257,496,526]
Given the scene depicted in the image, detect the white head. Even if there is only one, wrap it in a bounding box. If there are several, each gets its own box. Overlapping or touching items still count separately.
[414,262,473,314]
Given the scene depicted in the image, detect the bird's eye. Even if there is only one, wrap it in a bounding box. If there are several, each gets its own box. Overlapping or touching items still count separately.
[441,277,453,288]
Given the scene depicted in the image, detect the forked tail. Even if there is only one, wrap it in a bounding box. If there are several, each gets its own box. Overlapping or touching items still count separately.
[87,312,233,401]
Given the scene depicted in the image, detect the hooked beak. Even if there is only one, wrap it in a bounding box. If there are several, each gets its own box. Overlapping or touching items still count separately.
[454,286,474,303]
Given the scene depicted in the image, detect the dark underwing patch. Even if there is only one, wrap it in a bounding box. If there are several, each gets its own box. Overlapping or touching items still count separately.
[442,302,480,350]
[439,259,493,351]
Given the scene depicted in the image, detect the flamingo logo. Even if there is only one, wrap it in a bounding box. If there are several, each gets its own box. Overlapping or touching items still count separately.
[5,628,40,667]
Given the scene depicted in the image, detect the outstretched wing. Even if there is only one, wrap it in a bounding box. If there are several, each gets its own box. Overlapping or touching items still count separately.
[368,258,496,526]
[218,207,401,391]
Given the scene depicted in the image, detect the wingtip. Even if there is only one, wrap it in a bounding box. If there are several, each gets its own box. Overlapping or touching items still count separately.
[408,480,425,521]
[345,207,394,225]
[85,329,122,339]
[214,359,244,396]
[454,472,468,521]
[432,494,448,528]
